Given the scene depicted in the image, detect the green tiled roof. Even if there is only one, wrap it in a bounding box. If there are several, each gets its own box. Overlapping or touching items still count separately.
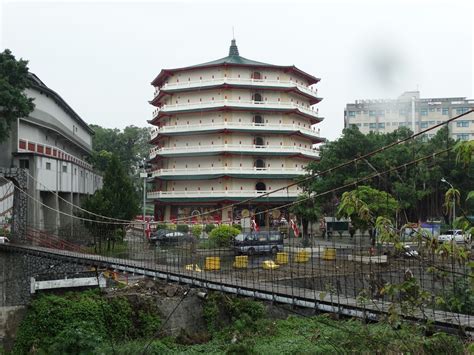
[151,40,320,86]
[186,39,277,68]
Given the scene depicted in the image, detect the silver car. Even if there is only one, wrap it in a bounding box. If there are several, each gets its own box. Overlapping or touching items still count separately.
[437,229,471,244]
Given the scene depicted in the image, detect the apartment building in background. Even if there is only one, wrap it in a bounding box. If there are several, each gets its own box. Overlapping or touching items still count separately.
[344,91,474,141]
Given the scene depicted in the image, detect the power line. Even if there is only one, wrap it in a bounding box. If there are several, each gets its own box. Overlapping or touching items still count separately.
[141,288,190,355]
[147,109,473,224]
[23,170,137,224]
[252,146,454,218]
[2,110,471,228]
[0,176,131,225]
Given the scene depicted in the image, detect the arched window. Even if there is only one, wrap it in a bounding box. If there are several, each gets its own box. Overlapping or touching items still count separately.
[252,72,262,80]
[253,93,262,102]
[253,115,264,125]
[255,182,266,192]
[255,159,265,169]
[255,136,264,147]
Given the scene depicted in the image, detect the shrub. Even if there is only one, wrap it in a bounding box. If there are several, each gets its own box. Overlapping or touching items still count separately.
[205,224,216,234]
[13,290,161,354]
[209,225,240,247]
[203,293,266,334]
[440,277,474,315]
[232,224,242,231]
[155,223,167,230]
[47,321,103,354]
[191,225,203,238]
[177,224,189,233]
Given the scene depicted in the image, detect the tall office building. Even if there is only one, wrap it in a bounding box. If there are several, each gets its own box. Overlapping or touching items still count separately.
[344,91,474,141]
[147,40,323,226]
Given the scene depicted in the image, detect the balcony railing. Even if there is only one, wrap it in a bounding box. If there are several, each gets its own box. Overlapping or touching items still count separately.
[149,144,320,160]
[18,138,93,171]
[153,77,319,99]
[150,166,306,178]
[150,122,321,140]
[151,100,320,120]
[147,189,300,199]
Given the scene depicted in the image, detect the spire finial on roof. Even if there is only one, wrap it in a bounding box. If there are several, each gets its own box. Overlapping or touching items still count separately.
[229,38,239,56]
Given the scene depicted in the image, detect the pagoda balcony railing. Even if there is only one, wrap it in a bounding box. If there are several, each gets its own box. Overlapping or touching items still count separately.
[149,166,306,178]
[147,189,300,199]
[150,122,321,140]
[151,100,320,120]
[149,144,320,159]
[153,77,319,99]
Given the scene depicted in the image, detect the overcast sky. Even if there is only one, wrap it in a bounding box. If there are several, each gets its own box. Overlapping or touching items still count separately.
[1,0,472,140]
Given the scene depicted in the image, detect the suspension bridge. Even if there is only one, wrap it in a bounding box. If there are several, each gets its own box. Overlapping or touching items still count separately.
[1,112,473,335]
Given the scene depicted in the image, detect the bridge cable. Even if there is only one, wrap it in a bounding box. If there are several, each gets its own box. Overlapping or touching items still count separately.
[141,288,190,355]
[146,109,473,225]
[5,110,471,228]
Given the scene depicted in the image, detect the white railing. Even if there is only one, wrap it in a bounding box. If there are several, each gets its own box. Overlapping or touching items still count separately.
[150,166,306,178]
[147,189,300,199]
[149,144,320,159]
[153,77,319,99]
[151,100,320,120]
[150,122,321,140]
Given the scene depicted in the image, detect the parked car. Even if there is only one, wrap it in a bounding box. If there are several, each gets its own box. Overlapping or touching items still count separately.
[150,229,191,244]
[233,231,284,256]
[437,229,471,244]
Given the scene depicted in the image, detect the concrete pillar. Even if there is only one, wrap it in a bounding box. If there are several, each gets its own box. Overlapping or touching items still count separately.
[73,193,80,209]
[164,205,171,222]
[222,205,233,224]
[58,192,72,229]
[41,192,59,233]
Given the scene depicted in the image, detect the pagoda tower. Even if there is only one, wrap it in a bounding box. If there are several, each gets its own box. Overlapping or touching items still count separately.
[147,40,323,227]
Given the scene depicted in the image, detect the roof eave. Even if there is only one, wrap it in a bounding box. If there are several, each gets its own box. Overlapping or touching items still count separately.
[151,62,320,88]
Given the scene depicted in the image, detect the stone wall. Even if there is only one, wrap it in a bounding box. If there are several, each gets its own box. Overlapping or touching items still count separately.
[0,250,90,307]
[0,168,27,242]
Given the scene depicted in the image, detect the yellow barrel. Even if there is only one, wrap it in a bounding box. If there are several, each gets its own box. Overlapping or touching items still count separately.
[233,255,248,269]
[204,256,221,271]
[276,252,289,265]
[262,260,280,270]
[295,250,310,263]
[323,248,336,260]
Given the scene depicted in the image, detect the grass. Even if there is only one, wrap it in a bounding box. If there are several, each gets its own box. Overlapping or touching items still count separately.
[84,241,129,258]
[96,315,467,354]
[198,238,220,249]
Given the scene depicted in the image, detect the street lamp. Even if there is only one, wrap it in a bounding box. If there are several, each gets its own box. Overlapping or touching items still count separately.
[441,177,455,227]
[140,158,150,222]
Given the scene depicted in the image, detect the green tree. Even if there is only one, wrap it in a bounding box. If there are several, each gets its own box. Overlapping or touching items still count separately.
[304,125,470,224]
[81,155,140,251]
[0,49,35,143]
[337,185,398,239]
[89,124,151,174]
[290,193,321,246]
[209,225,240,247]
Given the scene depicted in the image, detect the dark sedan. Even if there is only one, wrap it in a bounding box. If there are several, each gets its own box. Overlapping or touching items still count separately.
[150,229,192,245]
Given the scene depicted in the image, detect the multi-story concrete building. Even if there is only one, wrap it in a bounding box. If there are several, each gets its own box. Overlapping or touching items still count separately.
[0,73,102,231]
[344,91,474,141]
[147,40,323,226]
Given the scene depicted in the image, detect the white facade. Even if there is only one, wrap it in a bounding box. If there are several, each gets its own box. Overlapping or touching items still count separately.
[0,73,102,232]
[147,40,323,226]
[345,91,474,141]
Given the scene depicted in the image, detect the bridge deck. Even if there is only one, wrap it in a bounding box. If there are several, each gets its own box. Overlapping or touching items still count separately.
[2,243,472,332]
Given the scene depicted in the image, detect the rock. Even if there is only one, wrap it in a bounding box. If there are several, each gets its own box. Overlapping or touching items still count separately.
[144,280,155,290]
[165,284,178,297]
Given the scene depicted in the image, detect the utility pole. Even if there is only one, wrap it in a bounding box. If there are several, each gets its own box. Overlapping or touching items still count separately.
[140,158,148,221]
